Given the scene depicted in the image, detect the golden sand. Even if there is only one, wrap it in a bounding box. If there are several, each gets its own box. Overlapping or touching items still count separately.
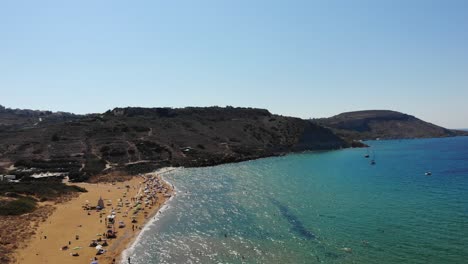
[14,173,174,264]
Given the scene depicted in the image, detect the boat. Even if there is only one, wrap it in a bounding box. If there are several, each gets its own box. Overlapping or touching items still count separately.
[425,171,432,176]
[364,148,370,158]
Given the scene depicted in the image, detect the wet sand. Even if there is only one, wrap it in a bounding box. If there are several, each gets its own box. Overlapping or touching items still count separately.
[14,170,174,264]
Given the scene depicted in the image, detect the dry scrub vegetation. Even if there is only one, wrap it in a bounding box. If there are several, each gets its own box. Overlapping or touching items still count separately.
[0,204,55,263]
[0,182,85,263]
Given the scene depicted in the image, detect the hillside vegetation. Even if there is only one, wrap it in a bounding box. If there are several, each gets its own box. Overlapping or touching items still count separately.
[2,106,463,182]
[0,106,348,181]
[0,105,80,130]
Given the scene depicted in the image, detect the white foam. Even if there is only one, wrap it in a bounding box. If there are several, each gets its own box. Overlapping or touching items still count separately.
[120,169,180,263]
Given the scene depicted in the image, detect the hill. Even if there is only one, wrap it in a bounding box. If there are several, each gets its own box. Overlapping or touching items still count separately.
[313,110,467,140]
[0,105,81,130]
[0,106,349,181]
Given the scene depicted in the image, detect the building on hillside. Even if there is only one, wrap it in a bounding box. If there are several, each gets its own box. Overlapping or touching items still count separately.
[0,175,16,182]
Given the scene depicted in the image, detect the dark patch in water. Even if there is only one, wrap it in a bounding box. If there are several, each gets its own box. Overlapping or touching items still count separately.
[442,168,468,174]
[319,214,336,219]
[270,198,316,240]
[324,251,340,259]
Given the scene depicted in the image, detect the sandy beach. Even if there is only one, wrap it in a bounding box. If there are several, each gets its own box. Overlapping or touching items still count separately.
[13,169,175,264]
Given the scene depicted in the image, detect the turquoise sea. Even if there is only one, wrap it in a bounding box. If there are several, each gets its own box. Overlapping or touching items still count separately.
[123,137,468,264]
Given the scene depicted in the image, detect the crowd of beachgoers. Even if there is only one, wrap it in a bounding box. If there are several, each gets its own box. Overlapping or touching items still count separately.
[13,170,174,264]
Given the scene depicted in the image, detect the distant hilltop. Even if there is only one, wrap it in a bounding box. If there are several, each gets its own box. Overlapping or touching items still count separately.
[313,110,468,141]
[0,104,80,129]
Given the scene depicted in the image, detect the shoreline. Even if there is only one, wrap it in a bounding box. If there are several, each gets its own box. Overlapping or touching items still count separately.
[109,168,178,264]
[120,176,177,263]
[13,168,176,264]
[118,169,178,264]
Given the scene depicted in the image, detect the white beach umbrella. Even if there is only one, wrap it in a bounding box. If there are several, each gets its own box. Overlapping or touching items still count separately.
[95,245,103,250]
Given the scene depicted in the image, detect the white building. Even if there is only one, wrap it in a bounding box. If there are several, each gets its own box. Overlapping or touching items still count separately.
[0,175,16,181]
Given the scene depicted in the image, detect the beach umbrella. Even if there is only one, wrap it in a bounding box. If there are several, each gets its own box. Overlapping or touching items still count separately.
[91,261,98,264]
[95,245,103,250]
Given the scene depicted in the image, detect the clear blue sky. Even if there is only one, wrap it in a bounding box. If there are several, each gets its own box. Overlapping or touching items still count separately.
[1,0,467,128]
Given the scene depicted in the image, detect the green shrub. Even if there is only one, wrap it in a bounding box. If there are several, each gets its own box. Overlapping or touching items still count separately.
[0,197,36,215]
[82,155,106,175]
[0,182,87,200]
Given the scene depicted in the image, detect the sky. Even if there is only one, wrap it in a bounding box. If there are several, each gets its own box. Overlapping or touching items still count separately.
[0,0,467,128]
